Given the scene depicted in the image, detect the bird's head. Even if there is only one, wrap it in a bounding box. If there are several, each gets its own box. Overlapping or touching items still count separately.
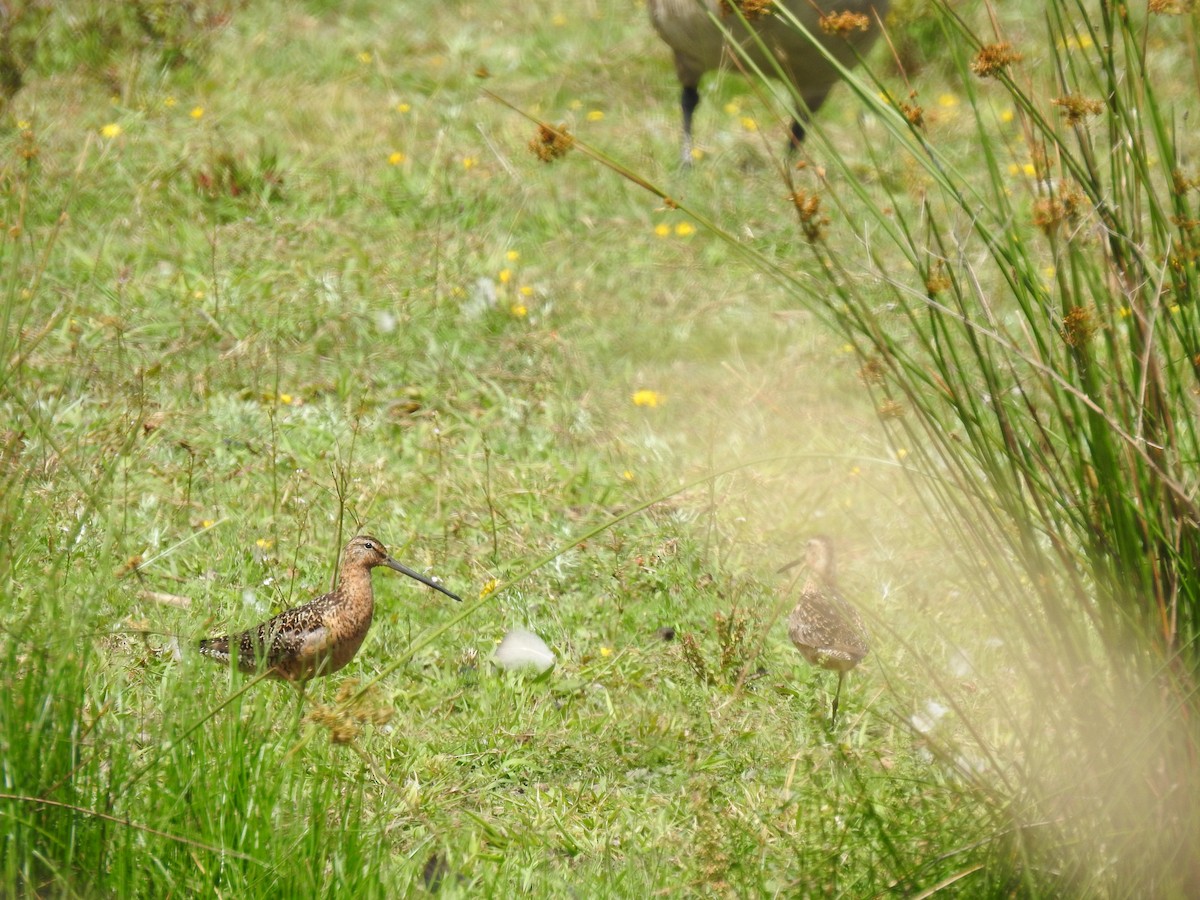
[777,534,837,581]
[804,535,836,578]
[343,534,463,602]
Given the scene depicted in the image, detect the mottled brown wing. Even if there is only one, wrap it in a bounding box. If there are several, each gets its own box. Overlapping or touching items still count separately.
[789,586,869,666]
[243,596,335,669]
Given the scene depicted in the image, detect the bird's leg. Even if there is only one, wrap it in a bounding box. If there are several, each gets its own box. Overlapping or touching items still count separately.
[290,677,309,722]
[830,671,844,727]
[788,118,806,152]
[680,85,700,166]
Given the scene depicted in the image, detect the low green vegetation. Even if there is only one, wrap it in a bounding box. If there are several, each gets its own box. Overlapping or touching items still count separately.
[2,0,1197,895]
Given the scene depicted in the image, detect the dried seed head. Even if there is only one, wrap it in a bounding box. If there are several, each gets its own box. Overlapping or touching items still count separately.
[971,43,1022,78]
[899,100,925,129]
[720,0,775,21]
[789,190,829,243]
[18,128,39,163]
[1032,190,1085,235]
[1052,93,1104,126]
[925,262,952,295]
[858,357,886,386]
[820,11,870,35]
[529,124,574,163]
[1029,146,1051,181]
[1172,169,1199,194]
[1061,306,1098,347]
[679,632,714,685]
[877,399,905,420]
[305,679,395,744]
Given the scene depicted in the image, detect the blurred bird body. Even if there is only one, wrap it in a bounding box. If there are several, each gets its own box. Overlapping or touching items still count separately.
[648,0,890,163]
[785,536,869,723]
[199,535,461,681]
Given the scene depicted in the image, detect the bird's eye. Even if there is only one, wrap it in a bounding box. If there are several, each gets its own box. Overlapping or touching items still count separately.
[363,540,375,550]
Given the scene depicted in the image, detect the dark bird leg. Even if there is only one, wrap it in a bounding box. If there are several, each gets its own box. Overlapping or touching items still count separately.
[831,671,844,727]
[292,677,308,720]
[789,118,806,153]
[681,84,701,166]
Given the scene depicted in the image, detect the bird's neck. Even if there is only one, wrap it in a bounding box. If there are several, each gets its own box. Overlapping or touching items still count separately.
[806,569,837,593]
[338,563,376,601]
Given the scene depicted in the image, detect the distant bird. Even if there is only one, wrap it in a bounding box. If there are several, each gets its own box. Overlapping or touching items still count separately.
[647,0,890,164]
[199,535,462,681]
[782,535,869,725]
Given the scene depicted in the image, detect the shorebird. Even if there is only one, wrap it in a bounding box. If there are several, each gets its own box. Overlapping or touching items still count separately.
[648,0,890,165]
[782,536,869,725]
[199,535,462,681]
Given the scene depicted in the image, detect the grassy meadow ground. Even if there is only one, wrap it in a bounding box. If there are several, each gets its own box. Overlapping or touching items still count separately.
[4,0,1194,895]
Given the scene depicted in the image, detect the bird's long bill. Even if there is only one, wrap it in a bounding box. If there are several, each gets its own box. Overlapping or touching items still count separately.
[777,558,804,575]
[385,556,464,602]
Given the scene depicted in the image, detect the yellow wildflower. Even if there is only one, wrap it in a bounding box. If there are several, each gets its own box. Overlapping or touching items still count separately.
[1059,34,1094,50]
[654,223,671,237]
[190,106,205,119]
[480,579,498,598]
[388,151,405,165]
[586,110,604,122]
[675,222,695,237]
[510,303,528,317]
[100,123,122,138]
[632,389,663,408]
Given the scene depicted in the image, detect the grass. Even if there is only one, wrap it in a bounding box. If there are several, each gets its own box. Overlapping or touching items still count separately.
[2,0,1197,895]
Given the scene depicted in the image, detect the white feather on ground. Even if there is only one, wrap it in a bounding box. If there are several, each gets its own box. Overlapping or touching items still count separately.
[493,627,556,674]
